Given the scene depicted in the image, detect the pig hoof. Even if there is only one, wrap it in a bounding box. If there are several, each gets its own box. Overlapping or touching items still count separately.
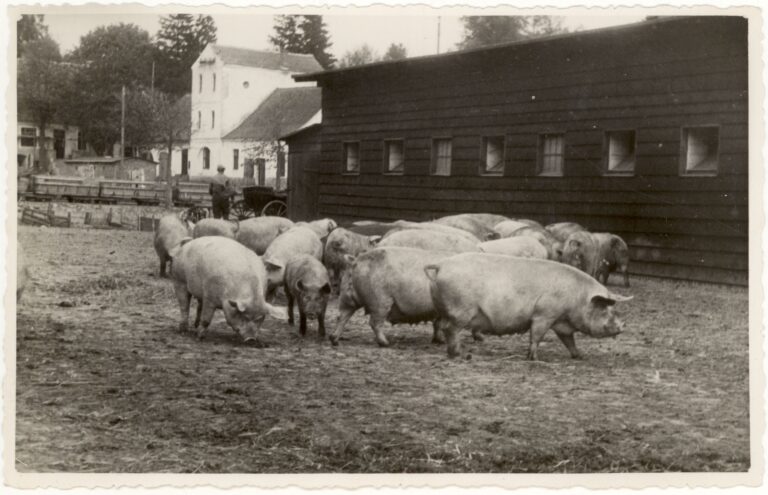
[376,341,390,348]
[472,334,485,343]
[571,353,584,360]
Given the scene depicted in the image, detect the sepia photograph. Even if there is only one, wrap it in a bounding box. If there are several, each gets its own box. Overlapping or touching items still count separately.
[3,1,762,489]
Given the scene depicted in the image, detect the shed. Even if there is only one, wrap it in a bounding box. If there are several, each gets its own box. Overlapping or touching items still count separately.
[55,157,159,182]
[294,16,749,285]
[281,124,322,220]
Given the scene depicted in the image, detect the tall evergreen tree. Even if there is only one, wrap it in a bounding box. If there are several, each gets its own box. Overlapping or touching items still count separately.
[458,16,567,50]
[17,14,48,56]
[154,14,217,96]
[269,15,336,69]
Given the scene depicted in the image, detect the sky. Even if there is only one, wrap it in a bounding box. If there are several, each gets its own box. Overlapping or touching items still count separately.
[41,10,646,60]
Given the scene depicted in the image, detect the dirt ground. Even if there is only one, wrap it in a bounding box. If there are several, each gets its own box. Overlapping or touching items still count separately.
[14,225,750,473]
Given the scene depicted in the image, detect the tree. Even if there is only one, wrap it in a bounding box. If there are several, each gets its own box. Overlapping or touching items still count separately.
[154,14,218,96]
[269,15,336,69]
[17,14,48,56]
[338,44,378,68]
[382,42,407,61]
[298,16,336,69]
[457,16,567,50]
[66,23,156,155]
[17,36,73,173]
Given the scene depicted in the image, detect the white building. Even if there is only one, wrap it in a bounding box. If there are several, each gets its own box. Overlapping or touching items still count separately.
[16,117,82,173]
[187,44,322,180]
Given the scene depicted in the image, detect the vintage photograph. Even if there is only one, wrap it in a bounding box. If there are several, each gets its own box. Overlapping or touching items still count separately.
[5,1,760,487]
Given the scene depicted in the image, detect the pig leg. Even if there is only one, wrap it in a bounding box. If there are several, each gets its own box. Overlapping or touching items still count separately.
[196,299,217,340]
[194,298,202,328]
[318,307,327,338]
[173,283,191,333]
[527,316,555,361]
[330,304,356,346]
[285,285,295,326]
[553,324,583,359]
[159,257,167,278]
[431,319,445,344]
[369,314,389,347]
[442,321,462,359]
[471,328,485,342]
[299,311,308,337]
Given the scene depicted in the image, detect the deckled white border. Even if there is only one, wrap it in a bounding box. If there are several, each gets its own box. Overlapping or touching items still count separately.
[1,1,765,492]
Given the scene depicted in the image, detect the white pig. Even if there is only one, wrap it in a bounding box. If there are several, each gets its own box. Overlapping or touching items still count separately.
[377,228,479,253]
[193,218,238,239]
[477,236,548,259]
[154,214,192,277]
[236,216,295,255]
[262,226,324,296]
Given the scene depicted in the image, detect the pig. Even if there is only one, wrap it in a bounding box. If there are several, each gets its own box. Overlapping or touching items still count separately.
[592,233,631,287]
[235,216,295,255]
[546,222,588,243]
[494,220,530,238]
[284,255,332,337]
[390,220,481,242]
[295,218,338,241]
[17,243,29,302]
[154,214,193,277]
[262,226,324,296]
[477,236,548,259]
[331,247,456,347]
[193,218,238,239]
[323,227,381,291]
[512,218,545,230]
[434,214,501,241]
[343,222,399,238]
[509,226,563,261]
[425,253,632,360]
[377,228,479,253]
[462,213,511,230]
[169,236,287,345]
[560,230,601,277]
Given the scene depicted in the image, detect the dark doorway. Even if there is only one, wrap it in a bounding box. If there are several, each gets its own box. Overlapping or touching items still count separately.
[202,147,210,170]
[244,159,254,179]
[53,129,65,159]
[181,149,189,176]
[256,158,266,186]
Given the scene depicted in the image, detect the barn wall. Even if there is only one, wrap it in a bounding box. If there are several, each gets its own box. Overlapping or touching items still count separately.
[285,126,322,221]
[311,16,749,285]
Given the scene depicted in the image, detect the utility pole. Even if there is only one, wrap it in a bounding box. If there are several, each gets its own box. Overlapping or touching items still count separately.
[437,16,442,54]
[120,85,125,168]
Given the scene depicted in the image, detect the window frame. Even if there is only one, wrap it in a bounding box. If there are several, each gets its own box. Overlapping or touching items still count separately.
[197,111,201,130]
[604,129,637,176]
[342,141,361,175]
[382,139,405,175]
[19,127,36,147]
[212,73,216,92]
[199,74,203,93]
[211,110,215,129]
[431,137,453,176]
[202,147,210,170]
[480,135,506,176]
[233,149,239,171]
[680,125,720,177]
[537,133,565,177]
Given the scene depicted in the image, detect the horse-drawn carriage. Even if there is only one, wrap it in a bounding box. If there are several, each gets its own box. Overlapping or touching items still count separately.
[179,184,288,223]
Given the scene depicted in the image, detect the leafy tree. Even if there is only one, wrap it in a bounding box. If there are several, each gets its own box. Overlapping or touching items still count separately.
[17,14,48,56]
[269,15,336,69]
[66,23,156,155]
[382,42,407,61]
[338,44,378,68]
[17,36,73,172]
[457,16,567,50]
[154,14,217,96]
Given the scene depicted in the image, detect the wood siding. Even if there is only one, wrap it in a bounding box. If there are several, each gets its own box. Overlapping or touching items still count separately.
[286,126,322,221]
[310,16,749,285]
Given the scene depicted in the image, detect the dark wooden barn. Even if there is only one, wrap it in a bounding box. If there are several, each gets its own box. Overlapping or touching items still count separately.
[282,124,322,221]
[294,16,749,285]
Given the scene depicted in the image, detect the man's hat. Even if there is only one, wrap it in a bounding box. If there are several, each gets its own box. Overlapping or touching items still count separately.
[217,165,225,171]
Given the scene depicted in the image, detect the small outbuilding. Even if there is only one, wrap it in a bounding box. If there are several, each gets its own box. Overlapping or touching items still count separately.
[54,157,159,182]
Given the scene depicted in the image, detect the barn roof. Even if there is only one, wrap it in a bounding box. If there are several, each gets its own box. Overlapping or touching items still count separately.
[223,87,322,141]
[294,16,706,82]
[209,44,322,73]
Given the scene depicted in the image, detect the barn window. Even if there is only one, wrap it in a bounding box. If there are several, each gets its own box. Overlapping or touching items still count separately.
[19,127,35,147]
[538,133,564,176]
[343,142,360,174]
[481,136,505,175]
[431,138,452,176]
[605,130,636,175]
[233,149,239,170]
[383,140,404,174]
[681,126,719,175]
[202,147,210,170]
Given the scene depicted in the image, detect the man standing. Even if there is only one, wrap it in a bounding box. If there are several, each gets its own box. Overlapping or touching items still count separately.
[209,165,234,219]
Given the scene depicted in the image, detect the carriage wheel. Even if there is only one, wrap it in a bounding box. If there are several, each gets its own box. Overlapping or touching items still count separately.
[261,200,288,217]
[181,206,208,224]
[231,200,255,220]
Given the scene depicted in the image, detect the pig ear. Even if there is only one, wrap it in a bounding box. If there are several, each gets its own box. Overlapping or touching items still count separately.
[229,300,247,312]
[342,253,356,265]
[264,260,283,272]
[368,235,382,246]
[321,283,331,294]
[568,238,581,249]
[296,280,305,292]
[328,219,338,232]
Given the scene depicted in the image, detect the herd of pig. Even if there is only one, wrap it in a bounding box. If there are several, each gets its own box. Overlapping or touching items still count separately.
[153,213,633,360]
